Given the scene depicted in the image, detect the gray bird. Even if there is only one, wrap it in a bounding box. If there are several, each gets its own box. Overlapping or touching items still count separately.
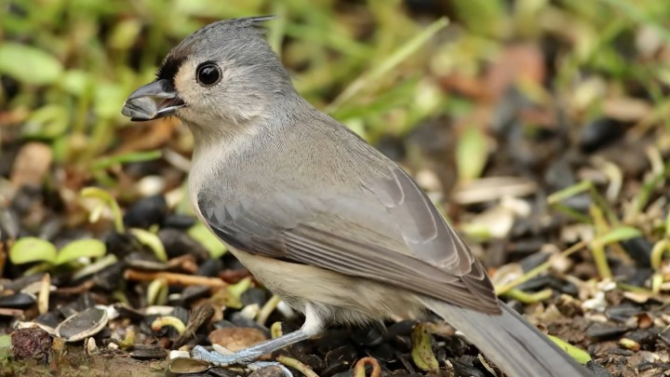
[122,16,592,377]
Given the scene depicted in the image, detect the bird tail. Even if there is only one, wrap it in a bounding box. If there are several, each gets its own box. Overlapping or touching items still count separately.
[420,297,592,377]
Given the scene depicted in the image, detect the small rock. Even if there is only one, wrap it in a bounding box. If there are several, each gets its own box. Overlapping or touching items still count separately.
[11,327,52,362]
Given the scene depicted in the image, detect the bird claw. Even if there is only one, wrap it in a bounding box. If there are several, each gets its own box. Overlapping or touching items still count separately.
[192,345,240,366]
[191,346,293,377]
[248,361,294,377]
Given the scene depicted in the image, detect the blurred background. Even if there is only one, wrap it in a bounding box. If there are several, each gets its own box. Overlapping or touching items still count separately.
[1,0,668,260]
[0,1,670,374]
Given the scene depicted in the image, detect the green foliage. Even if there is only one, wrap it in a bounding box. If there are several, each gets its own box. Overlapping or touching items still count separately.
[411,324,439,372]
[9,237,58,265]
[129,228,168,262]
[548,335,592,364]
[10,237,107,267]
[188,223,227,259]
[456,126,489,183]
[0,334,11,363]
[54,239,107,265]
[2,0,669,179]
[0,43,63,85]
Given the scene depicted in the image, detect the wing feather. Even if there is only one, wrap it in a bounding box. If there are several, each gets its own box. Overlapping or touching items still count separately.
[199,164,499,313]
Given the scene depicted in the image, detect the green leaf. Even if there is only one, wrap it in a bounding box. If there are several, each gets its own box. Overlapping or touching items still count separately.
[55,239,106,266]
[547,180,593,205]
[411,324,439,372]
[456,126,489,183]
[0,43,63,85]
[226,277,252,309]
[22,105,70,139]
[9,238,57,265]
[0,334,11,362]
[147,278,168,306]
[187,223,227,258]
[592,226,642,247]
[129,228,167,262]
[80,187,124,233]
[453,0,507,37]
[108,19,143,50]
[59,70,91,96]
[548,335,591,364]
[92,150,162,171]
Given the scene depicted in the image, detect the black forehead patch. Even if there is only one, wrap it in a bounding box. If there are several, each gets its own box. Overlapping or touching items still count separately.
[156,55,186,88]
[153,16,274,87]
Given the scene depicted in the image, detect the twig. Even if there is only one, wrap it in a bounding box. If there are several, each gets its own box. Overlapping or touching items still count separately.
[124,269,226,288]
[54,279,95,295]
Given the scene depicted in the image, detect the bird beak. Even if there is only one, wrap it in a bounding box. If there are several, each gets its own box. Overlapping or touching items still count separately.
[121,79,186,121]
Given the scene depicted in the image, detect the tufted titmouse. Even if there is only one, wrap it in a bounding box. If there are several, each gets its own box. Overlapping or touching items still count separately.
[122,16,591,376]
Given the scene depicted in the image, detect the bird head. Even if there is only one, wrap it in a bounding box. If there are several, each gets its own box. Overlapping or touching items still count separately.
[122,16,295,134]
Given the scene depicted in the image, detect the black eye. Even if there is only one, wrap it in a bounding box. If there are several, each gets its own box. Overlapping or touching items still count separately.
[196,62,221,86]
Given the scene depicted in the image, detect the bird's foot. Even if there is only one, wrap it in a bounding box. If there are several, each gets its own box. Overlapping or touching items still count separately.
[191,346,293,377]
[191,345,250,366]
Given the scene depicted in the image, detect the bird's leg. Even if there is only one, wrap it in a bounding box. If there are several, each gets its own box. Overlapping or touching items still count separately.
[192,303,324,367]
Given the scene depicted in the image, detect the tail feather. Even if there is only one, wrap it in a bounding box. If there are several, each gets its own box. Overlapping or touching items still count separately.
[421,298,592,377]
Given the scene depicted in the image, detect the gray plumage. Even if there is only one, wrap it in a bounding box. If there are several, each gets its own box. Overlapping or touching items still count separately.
[122,16,592,377]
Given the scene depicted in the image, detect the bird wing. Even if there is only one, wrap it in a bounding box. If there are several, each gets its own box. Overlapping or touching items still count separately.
[198,162,499,314]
